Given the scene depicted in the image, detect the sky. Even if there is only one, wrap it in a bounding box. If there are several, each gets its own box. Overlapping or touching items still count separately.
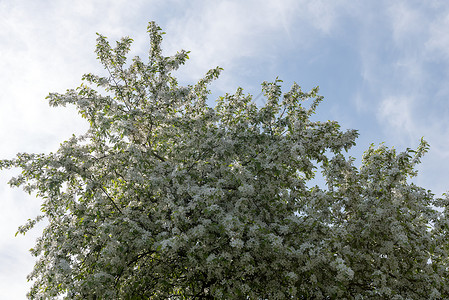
[1,0,449,298]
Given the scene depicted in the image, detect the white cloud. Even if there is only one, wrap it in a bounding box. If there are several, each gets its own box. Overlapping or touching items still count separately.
[425,4,449,61]
[377,96,415,139]
[161,0,350,93]
[162,0,299,89]
[388,2,426,46]
[351,1,449,198]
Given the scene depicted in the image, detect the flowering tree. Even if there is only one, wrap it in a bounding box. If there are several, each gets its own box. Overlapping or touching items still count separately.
[1,22,449,299]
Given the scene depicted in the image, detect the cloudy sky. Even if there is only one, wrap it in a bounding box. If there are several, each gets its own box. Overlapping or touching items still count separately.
[1,0,449,298]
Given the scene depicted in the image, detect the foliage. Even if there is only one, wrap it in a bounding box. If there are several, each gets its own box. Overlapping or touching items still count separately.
[1,22,449,299]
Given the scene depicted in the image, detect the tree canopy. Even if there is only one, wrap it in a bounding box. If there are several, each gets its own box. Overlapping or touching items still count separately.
[1,22,449,299]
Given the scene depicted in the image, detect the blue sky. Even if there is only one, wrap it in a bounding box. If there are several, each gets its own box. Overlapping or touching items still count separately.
[1,1,449,298]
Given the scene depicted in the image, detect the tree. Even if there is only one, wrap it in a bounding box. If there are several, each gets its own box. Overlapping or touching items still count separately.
[1,21,449,299]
